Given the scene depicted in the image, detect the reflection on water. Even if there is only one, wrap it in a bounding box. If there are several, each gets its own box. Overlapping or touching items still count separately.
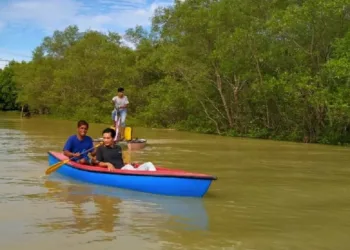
[40,181,120,233]
[34,175,209,232]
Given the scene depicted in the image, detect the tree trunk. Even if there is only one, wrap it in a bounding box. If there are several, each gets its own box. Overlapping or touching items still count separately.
[214,66,234,128]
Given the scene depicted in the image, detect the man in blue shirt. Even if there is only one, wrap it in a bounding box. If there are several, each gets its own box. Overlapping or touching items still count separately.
[63,120,97,165]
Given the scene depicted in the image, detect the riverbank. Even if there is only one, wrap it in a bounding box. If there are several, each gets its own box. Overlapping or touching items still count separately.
[4,110,349,147]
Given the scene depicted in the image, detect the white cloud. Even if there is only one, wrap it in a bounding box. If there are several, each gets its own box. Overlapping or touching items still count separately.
[0,62,8,69]
[0,0,83,32]
[0,0,173,33]
[0,48,32,69]
[0,0,174,64]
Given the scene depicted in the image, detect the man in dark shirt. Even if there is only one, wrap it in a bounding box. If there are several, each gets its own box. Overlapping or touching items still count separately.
[95,128,124,171]
[96,127,157,172]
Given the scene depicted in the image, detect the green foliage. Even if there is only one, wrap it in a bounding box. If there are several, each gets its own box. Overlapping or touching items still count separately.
[4,0,350,145]
[0,62,19,111]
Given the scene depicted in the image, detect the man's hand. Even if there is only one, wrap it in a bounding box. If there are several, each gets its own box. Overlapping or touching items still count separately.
[72,152,80,158]
[106,163,115,171]
[90,149,97,157]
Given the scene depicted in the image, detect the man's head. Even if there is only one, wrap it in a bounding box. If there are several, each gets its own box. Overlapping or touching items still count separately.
[117,87,124,97]
[77,120,89,137]
[102,127,116,146]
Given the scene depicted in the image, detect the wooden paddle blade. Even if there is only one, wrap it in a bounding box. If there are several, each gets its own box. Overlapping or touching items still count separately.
[45,159,69,175]
[45,142,102,175]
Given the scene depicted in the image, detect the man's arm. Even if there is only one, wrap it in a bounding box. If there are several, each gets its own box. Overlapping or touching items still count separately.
[63,137,76,158]
[63,150,76,158]
[98,161,113,168]
[120,96,129,109]
[95,146,103,162]
[111,96,116,106]
[63,150,80,158]
[95,147,114,170]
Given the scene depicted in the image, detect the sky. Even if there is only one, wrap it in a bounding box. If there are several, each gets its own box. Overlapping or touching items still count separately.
[0,0,174,69]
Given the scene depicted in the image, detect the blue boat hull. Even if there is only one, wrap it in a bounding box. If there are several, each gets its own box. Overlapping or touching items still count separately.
[48,152,216,198]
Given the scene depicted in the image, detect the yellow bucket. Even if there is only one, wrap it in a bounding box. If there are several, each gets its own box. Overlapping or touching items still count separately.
[124,127,132,141]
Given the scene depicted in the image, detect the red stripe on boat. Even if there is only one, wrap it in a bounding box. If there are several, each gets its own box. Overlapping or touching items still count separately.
[49,152,217,180]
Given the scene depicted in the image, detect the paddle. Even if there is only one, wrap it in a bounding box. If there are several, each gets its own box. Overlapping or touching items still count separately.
[45,142,102,175]
[114,113,121,142]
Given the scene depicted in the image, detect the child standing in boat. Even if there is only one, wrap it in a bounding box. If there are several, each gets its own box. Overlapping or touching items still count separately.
[95,128,156,171]
[111,87,129,141]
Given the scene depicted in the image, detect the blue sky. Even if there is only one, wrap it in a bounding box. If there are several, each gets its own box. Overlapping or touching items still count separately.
[0,0,174,69]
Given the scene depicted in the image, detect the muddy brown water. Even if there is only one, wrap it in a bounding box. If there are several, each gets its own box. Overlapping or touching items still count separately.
[1,112,350,250]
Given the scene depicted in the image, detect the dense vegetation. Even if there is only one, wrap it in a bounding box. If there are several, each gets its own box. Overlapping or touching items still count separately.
[0,0,350,144]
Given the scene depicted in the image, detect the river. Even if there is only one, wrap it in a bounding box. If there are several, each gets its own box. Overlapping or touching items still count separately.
[1,111,350,250]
